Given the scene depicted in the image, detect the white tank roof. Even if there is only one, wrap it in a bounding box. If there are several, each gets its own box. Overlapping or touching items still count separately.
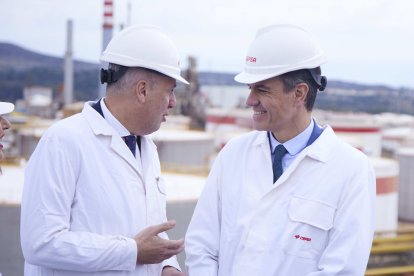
[151,129,214,142]
[396,147,414,156]
[206,107,251,118]
[369,157,399,177]
[162,172,206,202]
[382,127,414,139]
[0,163,25,204]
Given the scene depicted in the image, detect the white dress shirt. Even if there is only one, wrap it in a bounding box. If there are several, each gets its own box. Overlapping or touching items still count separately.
[269,119,314,172]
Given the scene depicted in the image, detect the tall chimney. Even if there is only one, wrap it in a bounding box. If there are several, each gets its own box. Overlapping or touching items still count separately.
[98,0,114,98]
[127,0,131,27]
[64,19,74,106]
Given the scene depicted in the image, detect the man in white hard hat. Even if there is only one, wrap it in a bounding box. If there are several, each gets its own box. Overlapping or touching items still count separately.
[185,24,375,275]
[0,101,14,162]
[21,25,188,276]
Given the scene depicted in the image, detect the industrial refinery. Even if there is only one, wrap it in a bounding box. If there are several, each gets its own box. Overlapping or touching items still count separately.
[1,1,414,276]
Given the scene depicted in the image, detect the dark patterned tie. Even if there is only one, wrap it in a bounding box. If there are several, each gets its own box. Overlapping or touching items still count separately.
[122,135,137,157]
[273,144,287,183]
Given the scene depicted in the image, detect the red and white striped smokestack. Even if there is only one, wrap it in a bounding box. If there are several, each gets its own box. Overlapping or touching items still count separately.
[99,0,114,98]
[102,0,113,57]
[103,0,113,32]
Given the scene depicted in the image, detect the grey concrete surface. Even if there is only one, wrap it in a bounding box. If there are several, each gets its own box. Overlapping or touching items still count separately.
[166,200,197,272]
[0,201,196,276]
[0,205,23,276]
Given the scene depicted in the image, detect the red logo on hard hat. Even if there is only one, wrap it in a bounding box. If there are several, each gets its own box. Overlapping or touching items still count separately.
[246,56,256,63]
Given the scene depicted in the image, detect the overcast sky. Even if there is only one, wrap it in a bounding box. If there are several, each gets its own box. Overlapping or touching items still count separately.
[1,0,413,88]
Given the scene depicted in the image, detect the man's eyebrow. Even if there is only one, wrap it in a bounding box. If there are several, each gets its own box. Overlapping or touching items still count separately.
[251,84,271,90]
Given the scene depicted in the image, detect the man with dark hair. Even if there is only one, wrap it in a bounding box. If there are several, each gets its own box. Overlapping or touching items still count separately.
[185,24,375,276]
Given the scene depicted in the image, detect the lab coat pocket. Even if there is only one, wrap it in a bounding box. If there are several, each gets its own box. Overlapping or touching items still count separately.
[283,196,335,260]
[155,176,167,222]
[156,176,167,195]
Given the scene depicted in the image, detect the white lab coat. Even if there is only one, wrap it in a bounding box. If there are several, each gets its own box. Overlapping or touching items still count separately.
[20,102,179,276]
[185,126,376,276]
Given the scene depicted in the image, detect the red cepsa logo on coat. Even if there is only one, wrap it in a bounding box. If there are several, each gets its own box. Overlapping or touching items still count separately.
[294,234,312,242]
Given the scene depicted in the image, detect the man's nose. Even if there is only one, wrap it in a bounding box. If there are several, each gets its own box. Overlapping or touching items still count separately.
[168,92,176,108]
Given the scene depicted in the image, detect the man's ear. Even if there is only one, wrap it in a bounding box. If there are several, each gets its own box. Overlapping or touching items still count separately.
[134,80,147,103]
[294,83,309,103]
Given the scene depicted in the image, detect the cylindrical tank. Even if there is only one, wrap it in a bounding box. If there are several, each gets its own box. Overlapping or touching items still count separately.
[332,123,382,157]
[370,157,399,232]
[163,172,207,202]
[381,127,414,157]
[395,147,414,222]
[205,108,251,148]
[0,163,25,204]
[314,111,382,157]
[205,108,240,133]
[151,129,215,174]
[336,133,365,152]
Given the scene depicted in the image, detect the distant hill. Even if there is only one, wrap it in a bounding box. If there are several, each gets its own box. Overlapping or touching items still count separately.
[1,42,414,115]
[0,42,100,102]
[198,71,396,92]
[0,42,398,89]
[195,71,414,115]
[0,42,98,71]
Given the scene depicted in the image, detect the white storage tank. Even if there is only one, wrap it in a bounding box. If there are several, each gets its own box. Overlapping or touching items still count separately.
[0,163,25,204]
[332,123,382,157]
[381,127,414,157]
[201,85,248,109]
[151,129,215,174]
[369,157,399,232]
[205,108,249,133]
[205,108,251,148]
[314,111,382,157]
[395,147,414,222]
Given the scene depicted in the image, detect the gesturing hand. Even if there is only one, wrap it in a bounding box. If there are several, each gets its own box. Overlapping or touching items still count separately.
[134,220,184,264]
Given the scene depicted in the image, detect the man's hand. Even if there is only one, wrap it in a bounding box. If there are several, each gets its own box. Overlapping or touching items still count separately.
[161,266,188,276]
[134,220,184,264]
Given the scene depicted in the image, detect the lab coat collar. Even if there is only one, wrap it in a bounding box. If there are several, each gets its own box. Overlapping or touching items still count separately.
[255,125,338,190]
[82,102,144,179]
[252,124,336,164]
[84,101,113,136]
[305,125,336,163]
[253,131,271,147]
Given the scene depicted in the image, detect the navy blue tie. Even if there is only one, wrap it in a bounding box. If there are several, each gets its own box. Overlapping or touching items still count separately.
[273,144,287,183]
[123,135,137,157]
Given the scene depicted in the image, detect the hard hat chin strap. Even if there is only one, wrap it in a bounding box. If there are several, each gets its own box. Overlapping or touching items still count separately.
[100,66,128,84]
[308,69,327,92]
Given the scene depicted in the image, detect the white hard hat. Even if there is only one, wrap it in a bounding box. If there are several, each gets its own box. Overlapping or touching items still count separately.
[100,25,189,84]
[0,102,14,115]
[235,24,327,84]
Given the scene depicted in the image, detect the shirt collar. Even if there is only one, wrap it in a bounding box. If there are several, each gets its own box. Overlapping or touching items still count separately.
[269,119,314,156]
[100,98,131,137]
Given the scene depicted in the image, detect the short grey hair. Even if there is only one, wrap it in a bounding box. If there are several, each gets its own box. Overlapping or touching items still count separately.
[106,64,163,94]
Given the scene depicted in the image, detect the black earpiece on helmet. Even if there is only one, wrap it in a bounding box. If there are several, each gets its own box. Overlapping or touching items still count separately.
[100,66,129,84]
[100,68,115,84]
[308,68,327,92]
[319,76,327,91]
